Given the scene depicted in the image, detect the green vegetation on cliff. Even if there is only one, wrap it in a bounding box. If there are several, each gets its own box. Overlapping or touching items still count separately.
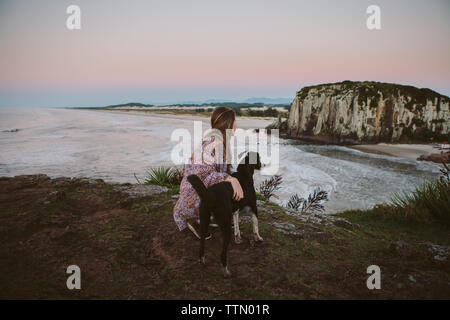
[297,81,450,104]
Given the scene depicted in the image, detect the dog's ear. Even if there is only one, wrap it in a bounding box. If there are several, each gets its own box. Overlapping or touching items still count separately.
[246,152,261,170]
[255,152,262,170]
[237,151,249,167]
[238,151,247,160]
[237,152,251,177]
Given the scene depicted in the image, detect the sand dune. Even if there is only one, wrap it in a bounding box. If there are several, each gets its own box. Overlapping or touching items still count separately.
[91,108,273,130]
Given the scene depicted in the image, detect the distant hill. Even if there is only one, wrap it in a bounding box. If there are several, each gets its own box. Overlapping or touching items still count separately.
[243,97,292,104]
[71,98,292,109]
[176,97,292,105]
[203,99,235,104]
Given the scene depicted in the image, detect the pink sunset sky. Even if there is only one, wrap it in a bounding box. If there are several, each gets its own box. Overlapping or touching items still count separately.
[0,0,449,107]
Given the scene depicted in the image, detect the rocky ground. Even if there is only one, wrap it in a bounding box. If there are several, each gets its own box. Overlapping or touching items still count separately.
[417,150,450,163]
[0,174,449,299]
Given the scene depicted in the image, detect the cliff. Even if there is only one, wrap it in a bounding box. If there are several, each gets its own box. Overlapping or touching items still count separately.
[287,81,450,144]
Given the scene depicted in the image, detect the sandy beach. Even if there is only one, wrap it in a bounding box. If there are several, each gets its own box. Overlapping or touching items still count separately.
[349,143,441,161]
[99,109,443,162]
[87,108,274,130]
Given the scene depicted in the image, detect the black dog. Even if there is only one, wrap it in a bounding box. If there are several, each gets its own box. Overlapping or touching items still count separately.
[187,151,262,277]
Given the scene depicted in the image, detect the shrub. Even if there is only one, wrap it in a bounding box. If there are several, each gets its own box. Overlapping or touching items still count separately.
[258,175,282,200]
[248,107,279,117]
[144,166,184,188]
[390,164,450,226]
[286,188,329,214]
[286,194,303,211]
[234,108,242,116]
[440,163,450,181]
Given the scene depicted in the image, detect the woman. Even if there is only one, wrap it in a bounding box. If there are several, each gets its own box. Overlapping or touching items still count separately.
[173,107,244,239]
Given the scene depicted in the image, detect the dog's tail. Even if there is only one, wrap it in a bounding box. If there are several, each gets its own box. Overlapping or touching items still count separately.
[187,174,216,207]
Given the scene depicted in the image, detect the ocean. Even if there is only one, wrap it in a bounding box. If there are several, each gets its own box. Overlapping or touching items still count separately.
[0,107,441,213]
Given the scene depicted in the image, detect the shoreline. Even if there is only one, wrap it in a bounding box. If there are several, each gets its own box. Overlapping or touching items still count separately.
[348,143,440,162]
[82,108,274,130]
[79,108,444,163]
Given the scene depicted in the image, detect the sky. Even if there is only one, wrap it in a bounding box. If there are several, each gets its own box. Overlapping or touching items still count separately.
[0,0,449,107]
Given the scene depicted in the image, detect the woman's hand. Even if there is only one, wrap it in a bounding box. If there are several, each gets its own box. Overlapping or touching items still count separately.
[227,177,244,201]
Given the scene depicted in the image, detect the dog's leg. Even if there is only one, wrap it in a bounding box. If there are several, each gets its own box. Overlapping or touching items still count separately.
[221,222,232,277]
[218,207,232,278]
[199,202,210,264]
[252,213,263,242]
[233,211,242,244]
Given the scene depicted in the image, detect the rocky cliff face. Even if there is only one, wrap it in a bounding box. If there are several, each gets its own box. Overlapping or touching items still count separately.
[287,81,450,144]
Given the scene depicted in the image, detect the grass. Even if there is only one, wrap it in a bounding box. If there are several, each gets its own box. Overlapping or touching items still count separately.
[392,180,450,226]
[336,164,450,245]
[144,166,184,188]
[336,204,450,245]
[390,176,450,226]
[1,174,449,299]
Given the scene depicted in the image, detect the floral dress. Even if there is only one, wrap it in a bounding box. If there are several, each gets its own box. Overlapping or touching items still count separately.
[173,135,231,231]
